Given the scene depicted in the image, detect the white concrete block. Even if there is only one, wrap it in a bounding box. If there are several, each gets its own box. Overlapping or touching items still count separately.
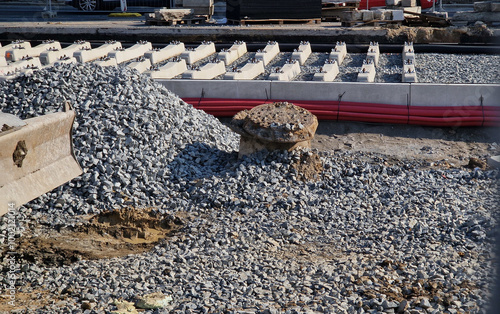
[357,61,376,82]
[255,41,280,66]
[291,41,312,66]
[329,42,347,65]
[362,10,374,21]
[392,10,405,20]
[1,57,42,76]
[366,42,380,66]
[7,41,61,62]
[268,60,301,81]
[183,61,226,79]
[93,57,118,67]
[0,41,31,59]
[402,42,415,62]
[403,65,417,82]
[144,42,185,65]
[312,60,339,82]
[0,56,6,67]
[108,41,152,64]
[180,41,216,65]
[147,59,188,79]
[54,57,78,65]
[0,65,17,76]
[217,41,247,66]
[128,58,152,74]
[39,41,91,65]
[74,41,122,63]
[224,60,265,80]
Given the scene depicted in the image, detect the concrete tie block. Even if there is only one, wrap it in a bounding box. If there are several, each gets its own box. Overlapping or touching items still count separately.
[93,57,118,67]
[180,41,216,65]
[54,57,78,65]
[217,41,247,66]
[403,42,415,63]
[182,61,226,79]
[128,58,152,74]
[0,64,18,76]
[145,42,185,65]
[403,65,417,82]
[313,60,339,81]
[492,2,500,12]
[366,42,380,66]
[255,41,280,66]
[291,41,312,65]
[147,59,188,79]
[329,42,347,65]
[268,61,301,81]
[357,61,376,82]
[224,60,265,80]
[74,41,122,63]
[7,41,61,62]
[108,41,152,64]
[1,57,42,76]
[39,41,91,65]
[0,41,31,59]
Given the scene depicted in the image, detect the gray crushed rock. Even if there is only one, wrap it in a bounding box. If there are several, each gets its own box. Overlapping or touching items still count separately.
[0,63,498,313]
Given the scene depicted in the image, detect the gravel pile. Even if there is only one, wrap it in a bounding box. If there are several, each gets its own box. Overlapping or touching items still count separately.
[0,63,499,313]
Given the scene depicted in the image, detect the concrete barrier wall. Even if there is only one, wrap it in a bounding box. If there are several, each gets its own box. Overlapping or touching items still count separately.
[157,80,499,109]
[410,84,500,107]
[158,80,271,99]
[269,81,409,105]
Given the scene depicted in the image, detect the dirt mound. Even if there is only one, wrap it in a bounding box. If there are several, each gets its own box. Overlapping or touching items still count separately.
[291,151,324,182]
[9,208,186,267]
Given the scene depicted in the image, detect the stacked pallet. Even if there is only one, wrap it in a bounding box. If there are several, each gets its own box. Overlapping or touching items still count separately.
[145,8,207,26]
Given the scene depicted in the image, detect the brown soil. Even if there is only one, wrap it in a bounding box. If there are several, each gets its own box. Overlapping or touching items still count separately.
[312,121,500,168]
[8,207,186,267]
[291,151,324,181]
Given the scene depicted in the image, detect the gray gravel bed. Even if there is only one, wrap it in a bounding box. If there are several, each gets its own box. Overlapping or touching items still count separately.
[0,64,498,313]
[185,52,500,83]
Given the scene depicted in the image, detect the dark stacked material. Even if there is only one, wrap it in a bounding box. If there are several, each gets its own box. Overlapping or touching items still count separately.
[226,0,322,20]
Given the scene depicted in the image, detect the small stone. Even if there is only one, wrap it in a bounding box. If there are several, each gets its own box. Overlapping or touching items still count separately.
[419,298,432,309]
[397,300,409,313]
[135,292,172,309]
[81,301,93,310]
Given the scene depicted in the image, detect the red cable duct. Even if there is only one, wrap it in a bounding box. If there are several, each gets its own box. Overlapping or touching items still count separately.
[183,97,500,127]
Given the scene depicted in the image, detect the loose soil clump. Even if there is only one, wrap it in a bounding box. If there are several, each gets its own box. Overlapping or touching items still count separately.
[7,208,186,267]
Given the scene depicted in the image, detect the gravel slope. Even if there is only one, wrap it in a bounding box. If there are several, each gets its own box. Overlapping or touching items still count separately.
[0,63,498,313]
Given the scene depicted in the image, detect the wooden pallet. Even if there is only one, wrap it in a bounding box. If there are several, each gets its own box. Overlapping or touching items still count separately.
[341,20,402,27]
[228,18,321,25]
[145,16,207,26]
